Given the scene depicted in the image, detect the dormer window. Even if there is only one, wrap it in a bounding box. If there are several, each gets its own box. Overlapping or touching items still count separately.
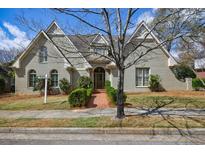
[39,46,48,63]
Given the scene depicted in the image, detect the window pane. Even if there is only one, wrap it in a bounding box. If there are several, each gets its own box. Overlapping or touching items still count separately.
[51,70,58,87]
[39,46,47,62]
[143,68,149,86]
[136,68,150,87]
[29,70,36,87]
[136,68,143,86]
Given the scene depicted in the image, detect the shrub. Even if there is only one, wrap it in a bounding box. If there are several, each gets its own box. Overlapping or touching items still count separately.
[0,77,5,94]
[105,80,111,88]
[104,80,127,104]
[68,88,87,107]
[86,88,93,99]
[33,78,52,95]
[59,78,71,94]
[192,78,205,91]
[172,65,196,81]
[77,76,93,89]
[149,74,161,92]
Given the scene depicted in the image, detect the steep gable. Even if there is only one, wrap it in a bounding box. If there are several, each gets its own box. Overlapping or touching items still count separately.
[12,30,71,69]
[46,21,92,69]
[126,21,177,66]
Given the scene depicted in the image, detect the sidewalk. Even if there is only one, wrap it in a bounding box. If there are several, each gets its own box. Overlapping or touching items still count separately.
[0,108,205,119]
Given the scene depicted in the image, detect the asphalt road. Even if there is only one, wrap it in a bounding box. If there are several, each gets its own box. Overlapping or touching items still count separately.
[0,133,205,145]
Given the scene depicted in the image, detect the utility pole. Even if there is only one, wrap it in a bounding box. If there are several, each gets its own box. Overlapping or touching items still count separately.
[44,74,48,103]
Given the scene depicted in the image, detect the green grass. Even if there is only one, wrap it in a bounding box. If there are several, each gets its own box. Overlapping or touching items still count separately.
[0,116,205,128]
[0,95,70,110]
[126,95,205,109]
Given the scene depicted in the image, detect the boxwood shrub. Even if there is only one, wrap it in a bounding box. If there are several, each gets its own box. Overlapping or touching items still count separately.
[68,88,87,107]
[68,88,93,107]
[104,80,127,105]
[192,78,205,91]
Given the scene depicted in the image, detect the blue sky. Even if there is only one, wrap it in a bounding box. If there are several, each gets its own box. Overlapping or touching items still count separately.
[0,8,155,50]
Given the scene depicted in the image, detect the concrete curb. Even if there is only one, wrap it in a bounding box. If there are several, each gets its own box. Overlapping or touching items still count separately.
[0,127,205,135]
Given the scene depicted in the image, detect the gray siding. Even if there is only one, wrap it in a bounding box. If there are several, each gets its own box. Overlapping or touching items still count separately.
[15,36,71,94]
[111,42,188,92]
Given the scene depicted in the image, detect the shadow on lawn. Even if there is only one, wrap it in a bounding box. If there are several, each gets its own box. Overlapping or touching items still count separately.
[125,97,205,144]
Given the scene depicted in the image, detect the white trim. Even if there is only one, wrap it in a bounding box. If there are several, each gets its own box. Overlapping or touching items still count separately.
[135,67,150,87]
[50,69,59,88]
[90,33,100,45]
[127,21,178,65]
[100,34,109,45]
[12,30,71,68]
[75,68,87,71]
[46,20,65,34]
[46,21,92,69]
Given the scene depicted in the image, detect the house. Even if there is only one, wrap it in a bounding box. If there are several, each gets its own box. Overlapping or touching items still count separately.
[195,58,205,78]
[11,21,192,94]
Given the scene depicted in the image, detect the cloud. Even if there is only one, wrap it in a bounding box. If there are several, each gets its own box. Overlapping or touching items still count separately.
[127,9,155,35]
[137,11,154,24]
[0,22,30,51]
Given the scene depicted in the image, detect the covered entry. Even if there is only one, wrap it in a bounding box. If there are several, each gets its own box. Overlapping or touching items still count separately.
[94,67,105,89]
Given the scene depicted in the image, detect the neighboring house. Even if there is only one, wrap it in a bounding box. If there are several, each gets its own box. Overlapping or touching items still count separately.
[0,63,14,92]
[194,58,205,78]
[12,21,192,94]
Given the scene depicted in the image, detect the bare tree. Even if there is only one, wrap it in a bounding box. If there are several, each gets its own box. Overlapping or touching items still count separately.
[16,8,205,118]
[152,8,205,86]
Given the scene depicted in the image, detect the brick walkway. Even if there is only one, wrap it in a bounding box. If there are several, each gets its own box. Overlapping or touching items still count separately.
[87,89,110,108]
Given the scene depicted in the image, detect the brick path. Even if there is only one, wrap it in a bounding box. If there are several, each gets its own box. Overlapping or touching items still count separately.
[87,89,110,108]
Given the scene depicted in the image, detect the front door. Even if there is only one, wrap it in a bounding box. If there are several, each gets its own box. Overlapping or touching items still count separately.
[94,67,105,89]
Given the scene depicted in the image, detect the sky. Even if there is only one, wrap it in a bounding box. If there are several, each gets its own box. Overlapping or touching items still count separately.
[0,8,155,51]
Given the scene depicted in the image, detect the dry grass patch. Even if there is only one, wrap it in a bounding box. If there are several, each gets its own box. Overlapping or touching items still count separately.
[0,94,69,110]
[127,91,205,98]
[0,116,205,128]
[126,91,205,109]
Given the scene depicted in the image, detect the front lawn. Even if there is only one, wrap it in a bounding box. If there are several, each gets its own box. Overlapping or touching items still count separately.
[126,91,205,109]
[0,91,205,110]
[0,94,70,110]
[0,116,205,128]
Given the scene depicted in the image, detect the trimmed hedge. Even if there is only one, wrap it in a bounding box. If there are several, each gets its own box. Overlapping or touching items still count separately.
[104,80,127,105]
[0,77,5,94]
[68,88,87,107]
[192,78,205,91]
[68,88,93,107]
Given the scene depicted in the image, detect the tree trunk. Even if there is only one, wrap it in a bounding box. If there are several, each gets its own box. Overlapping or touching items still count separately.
[116,68,125,119]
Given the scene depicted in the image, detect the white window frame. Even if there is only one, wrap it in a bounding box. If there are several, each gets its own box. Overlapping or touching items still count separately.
[39,46,48,63]
[136,68,150,87]
[50,70,59,88]
[28,70,36,88]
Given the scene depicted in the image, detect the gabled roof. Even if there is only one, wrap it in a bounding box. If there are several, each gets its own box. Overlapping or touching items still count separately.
[45,21,92,69]
[127,21,178,66]
[12,30,72,68]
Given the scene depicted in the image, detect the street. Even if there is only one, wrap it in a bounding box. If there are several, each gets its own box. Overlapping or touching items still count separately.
[0,132,205,145]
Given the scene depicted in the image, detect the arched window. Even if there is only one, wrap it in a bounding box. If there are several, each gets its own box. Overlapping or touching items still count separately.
[51,70,58,87]
[39,46,48,63]
[28,70,36,87]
